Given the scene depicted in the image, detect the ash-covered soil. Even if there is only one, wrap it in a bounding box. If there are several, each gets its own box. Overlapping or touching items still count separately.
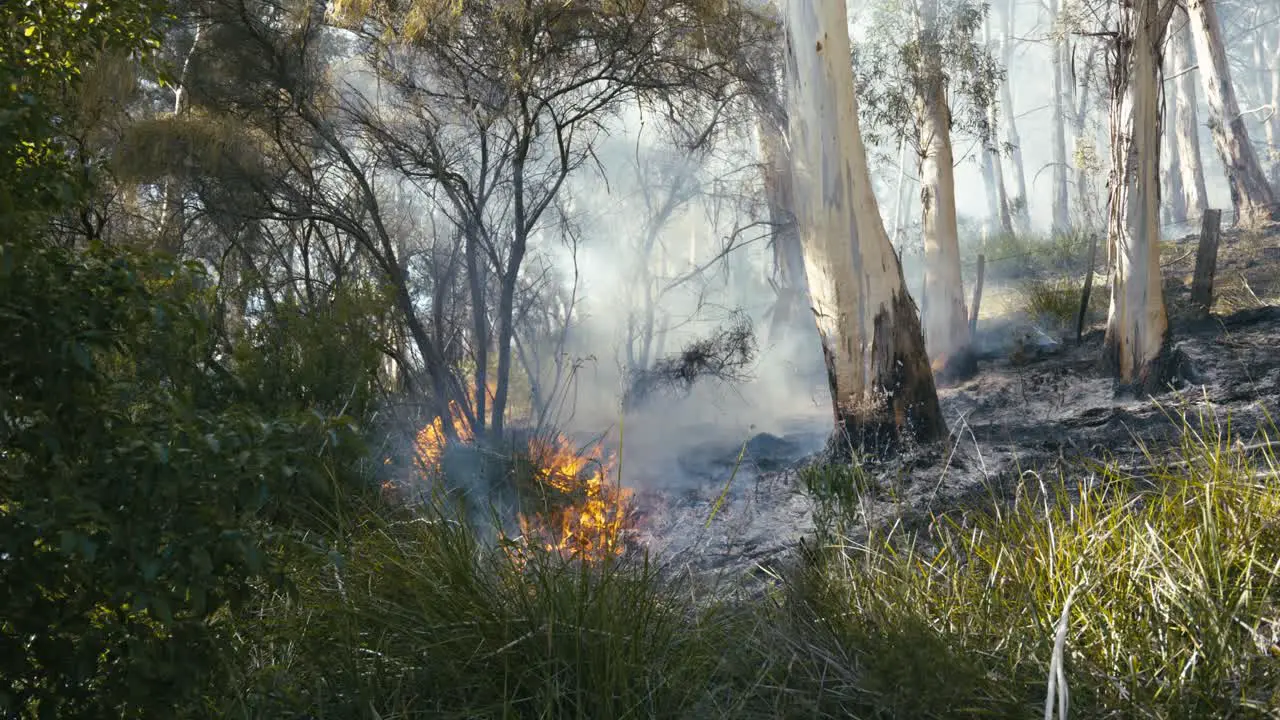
[632,224,1280,597]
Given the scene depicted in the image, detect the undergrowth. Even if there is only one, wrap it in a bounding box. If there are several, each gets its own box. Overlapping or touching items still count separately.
[205,410,1280,719]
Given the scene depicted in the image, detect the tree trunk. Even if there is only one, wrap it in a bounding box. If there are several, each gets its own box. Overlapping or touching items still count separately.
[981,12,1013,237]
[1170,8,1209,221]
[1000,4,1031,234]
[1187,0,1277,224]
[782,0,946,452]
[916,0,974,381]
[1162,94,1188,224]
[1268,28,1280,190]
[158,22,205,255]
[465,226,488,436]
[1049,0,1071,234]
[1102,0,1177,394]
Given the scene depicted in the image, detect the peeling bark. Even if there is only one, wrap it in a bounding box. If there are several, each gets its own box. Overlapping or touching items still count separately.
[1102,0,1178,395]
[759,112,810,346]
[782,0,946,453]
[1187,0,1277,224]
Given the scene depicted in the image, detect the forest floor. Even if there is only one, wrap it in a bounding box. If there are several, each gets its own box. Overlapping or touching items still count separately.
[630,222,1280,597]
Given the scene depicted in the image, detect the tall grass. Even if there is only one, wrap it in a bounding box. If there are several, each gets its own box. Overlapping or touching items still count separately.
[782,410,1280,718]
[213,414,1280,719]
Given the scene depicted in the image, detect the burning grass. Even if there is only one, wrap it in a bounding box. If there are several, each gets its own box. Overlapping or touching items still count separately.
[409,401,635,562]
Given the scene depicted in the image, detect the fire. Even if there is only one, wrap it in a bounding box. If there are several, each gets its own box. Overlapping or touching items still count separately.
[931,354,948,373]
[410,400,633,562]
[517,433,633,560]
[413,400,473,475]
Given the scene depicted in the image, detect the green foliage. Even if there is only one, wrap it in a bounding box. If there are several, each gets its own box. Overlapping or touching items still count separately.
[229,283,392,421]
[0,240,368,717]
[964,228,1093,280]
[799,460,875,540]
[1020,275,1087,329]
[853,0,1003,157]
[0,0,170,230]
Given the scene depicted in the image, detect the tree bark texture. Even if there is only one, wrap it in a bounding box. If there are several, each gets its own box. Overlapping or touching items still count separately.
[1102,0,1178,394]
[782,0,946,452]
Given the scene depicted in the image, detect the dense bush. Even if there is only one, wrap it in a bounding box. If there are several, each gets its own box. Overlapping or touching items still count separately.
[0,240,376,716]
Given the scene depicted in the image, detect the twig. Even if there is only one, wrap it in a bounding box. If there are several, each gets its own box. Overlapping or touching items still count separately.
[1239,272,1264,306]
[706,438,749,529]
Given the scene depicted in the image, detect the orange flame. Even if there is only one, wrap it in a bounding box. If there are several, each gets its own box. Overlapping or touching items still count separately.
[409,401,633,563]
[517,434,633,560]
[931,354,948,373]
[413,400,474,475]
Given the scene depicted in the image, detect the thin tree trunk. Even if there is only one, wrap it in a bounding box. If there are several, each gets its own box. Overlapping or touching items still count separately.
[782,0,946,452]
[1049,0,1071,233]
[465,227,488,436]
[1187,0,1277,224]
[1268,28,1280,190]
[891,135,910,242]
[1102,0,1177,393]
[1163,92,1188,224]
[981,4,1012,236]
[1170,7,1209,220]
[158,22,204,255]
[1000,3,1031,234]
[917,0,974,381]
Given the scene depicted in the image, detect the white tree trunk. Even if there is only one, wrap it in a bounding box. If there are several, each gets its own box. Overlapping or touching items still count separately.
[982,10,1014,237]
[916,0,974,380]
[1162,67,1188,224]
[782,0,945,448]
[1268,28,1280,190]
[1049,0,1071,234]
[1000,4,1031,234]
[1170,8,1209,220]
[1187,0,1277,224]
[1162,49,1187,222]
[1103,0,1174,392]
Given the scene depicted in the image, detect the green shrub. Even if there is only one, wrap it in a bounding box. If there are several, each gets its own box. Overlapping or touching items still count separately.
[0,240,369,717]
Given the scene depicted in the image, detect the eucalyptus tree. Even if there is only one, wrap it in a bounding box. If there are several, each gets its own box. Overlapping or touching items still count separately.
[781,0,946,452]
[1168,6,1210,223]
[1098,0,1183,392]
[852,0,1001,381]
[1186,0,1277,224]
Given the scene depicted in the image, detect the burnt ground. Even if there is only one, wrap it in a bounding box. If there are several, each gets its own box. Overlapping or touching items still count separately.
[630,223,1280,597]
